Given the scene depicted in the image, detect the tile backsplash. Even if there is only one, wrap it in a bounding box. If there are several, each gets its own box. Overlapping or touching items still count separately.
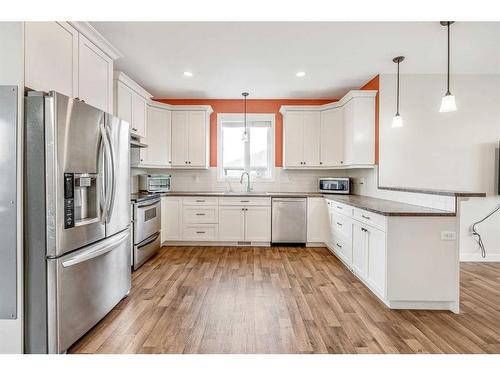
[131,166,456,212]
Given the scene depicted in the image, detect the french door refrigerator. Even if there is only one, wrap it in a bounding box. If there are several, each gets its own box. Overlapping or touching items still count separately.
[24,91,131,354]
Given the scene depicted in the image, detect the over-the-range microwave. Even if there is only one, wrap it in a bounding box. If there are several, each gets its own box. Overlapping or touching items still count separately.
[319,177,350,194]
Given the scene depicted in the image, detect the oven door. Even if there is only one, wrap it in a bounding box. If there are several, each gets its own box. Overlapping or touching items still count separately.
[134,198,161,244]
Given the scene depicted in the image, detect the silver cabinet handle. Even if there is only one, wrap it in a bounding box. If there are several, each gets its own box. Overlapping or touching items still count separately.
[361,228,368,232]
[132,127,138,132]
[195,200,205,202]
[196,213,206,216]
[240,200,250,203]
[336,242,342,248]
[336,222,342,226]
[196,231,206,234]
[337,206,343,210]
[362,215,371,220]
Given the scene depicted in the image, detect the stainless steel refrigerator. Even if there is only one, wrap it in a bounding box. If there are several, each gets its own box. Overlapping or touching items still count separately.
[24,91,131,354]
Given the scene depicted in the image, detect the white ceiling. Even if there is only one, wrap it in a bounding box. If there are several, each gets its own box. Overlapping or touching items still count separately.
[92,22,500,99]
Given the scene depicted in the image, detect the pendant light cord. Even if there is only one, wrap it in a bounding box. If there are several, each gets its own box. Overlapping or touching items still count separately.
[396,61,400,115]
[446,22,451,95]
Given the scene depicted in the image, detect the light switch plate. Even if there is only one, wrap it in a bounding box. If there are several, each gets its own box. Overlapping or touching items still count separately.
[441,231,457,241]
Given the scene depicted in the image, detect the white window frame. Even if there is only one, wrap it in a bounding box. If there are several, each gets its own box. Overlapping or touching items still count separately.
[217,113,275,181]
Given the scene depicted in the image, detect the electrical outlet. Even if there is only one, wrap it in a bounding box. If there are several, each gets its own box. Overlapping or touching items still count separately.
[441,231,457,241]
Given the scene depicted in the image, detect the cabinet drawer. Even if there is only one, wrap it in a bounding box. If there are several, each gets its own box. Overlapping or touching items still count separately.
[353,208,386,231]
[330,212,352,240]
[182,225,218,241]
[327,200,352,216]
[183,206,218,224]
[219,197,271,206]
[332,234,352,265]
[183,197,219,206]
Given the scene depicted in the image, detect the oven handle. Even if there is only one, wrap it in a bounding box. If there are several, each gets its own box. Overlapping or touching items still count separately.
[136,198,161,208]
[136,232,160,248]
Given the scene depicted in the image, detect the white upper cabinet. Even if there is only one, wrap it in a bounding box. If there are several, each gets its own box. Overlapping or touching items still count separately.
[144,104,171,167]
[283,111,320,167]
[280,90,376,169]
[343,96,376,166]
[25,22,79,97]
[114,72,151,139]
[320,107,344,166]
[25,22,121,112]
[78,34,113,112]
[283,112,303,167]
[171,110,210,168]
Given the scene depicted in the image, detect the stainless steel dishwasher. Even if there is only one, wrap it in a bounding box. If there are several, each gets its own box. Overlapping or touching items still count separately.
[271,198,307,244]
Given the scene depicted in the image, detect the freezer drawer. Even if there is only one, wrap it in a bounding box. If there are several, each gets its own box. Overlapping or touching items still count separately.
[272,198,307,243]
[48,229,131,353]
[133,232,161,271]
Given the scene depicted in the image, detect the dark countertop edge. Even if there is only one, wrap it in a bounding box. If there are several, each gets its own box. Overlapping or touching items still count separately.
[323,195,456,217]
[378,186,486,198]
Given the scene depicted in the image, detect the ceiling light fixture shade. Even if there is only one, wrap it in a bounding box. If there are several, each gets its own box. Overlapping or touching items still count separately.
[392,56,405,128]
[296,71,306,77]
[183,71,193,77]
[439,21,457,113]
[241,92,249,142]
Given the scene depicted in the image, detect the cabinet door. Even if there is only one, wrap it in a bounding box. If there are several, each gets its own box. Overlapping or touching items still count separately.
[116,81,132,126]
[171,111,188,166]
[320,108,344,166]
[131,93,146,139]
[351,97,375,165]
[218,206,245,241]
[161,197,182,242]
[187,111,207,167]
[343,100,354,166]
[283,111,303,167]
[306,198,328,243]
[25,22,78,97]
[145,106,171,166]
[78,34,113,112]
[302,111,321,167]
[245,206,271,242]
[352,222,368,280]
[367,226,386,297]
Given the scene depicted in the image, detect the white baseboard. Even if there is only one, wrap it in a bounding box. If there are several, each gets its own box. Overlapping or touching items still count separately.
[460,252,500,262]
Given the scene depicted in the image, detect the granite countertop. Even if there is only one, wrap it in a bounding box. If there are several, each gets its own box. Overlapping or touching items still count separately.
[323,194,456,217]
[156,191,455,217]
[378,186,486,198]
[160,191,324,198]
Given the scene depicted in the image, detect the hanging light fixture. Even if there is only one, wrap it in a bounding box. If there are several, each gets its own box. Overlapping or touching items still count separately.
[439,21,457,112]
[241,92,249,142]
[392,56,405,128]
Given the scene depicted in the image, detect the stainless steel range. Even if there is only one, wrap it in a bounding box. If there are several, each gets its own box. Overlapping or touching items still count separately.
[131,193,162,270]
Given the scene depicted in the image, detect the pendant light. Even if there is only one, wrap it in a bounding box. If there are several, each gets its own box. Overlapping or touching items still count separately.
[439,21,457,112]
[392,56,405,128]
[241,92,249,142]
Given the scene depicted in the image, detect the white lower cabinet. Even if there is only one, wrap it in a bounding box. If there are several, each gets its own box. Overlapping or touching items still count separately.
[218,206,245,241]
[307,197,328,243]
[161,197,182,242]
[326,198,387,302]
[244,206,271,242]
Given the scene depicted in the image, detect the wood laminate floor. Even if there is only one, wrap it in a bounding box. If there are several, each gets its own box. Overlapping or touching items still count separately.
[69,246,500,354]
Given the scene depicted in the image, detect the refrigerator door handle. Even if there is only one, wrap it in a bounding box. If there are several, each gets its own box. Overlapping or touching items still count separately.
[61,230,129,268]
[105,124,116,223]
[99,122,112,224]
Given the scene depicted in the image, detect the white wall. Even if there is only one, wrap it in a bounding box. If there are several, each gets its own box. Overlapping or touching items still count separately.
[377,73,500,261]
[0,22,24,353]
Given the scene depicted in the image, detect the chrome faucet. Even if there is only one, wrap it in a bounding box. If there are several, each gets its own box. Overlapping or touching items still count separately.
[240,171,252,192]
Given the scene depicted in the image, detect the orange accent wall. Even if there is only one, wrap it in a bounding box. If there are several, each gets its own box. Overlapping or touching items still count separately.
[153,98,336,167]
[359,75,380,165]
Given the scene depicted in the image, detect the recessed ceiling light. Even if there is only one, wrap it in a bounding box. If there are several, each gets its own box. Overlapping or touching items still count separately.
[296,71,306,77]
[183,71,193,77]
